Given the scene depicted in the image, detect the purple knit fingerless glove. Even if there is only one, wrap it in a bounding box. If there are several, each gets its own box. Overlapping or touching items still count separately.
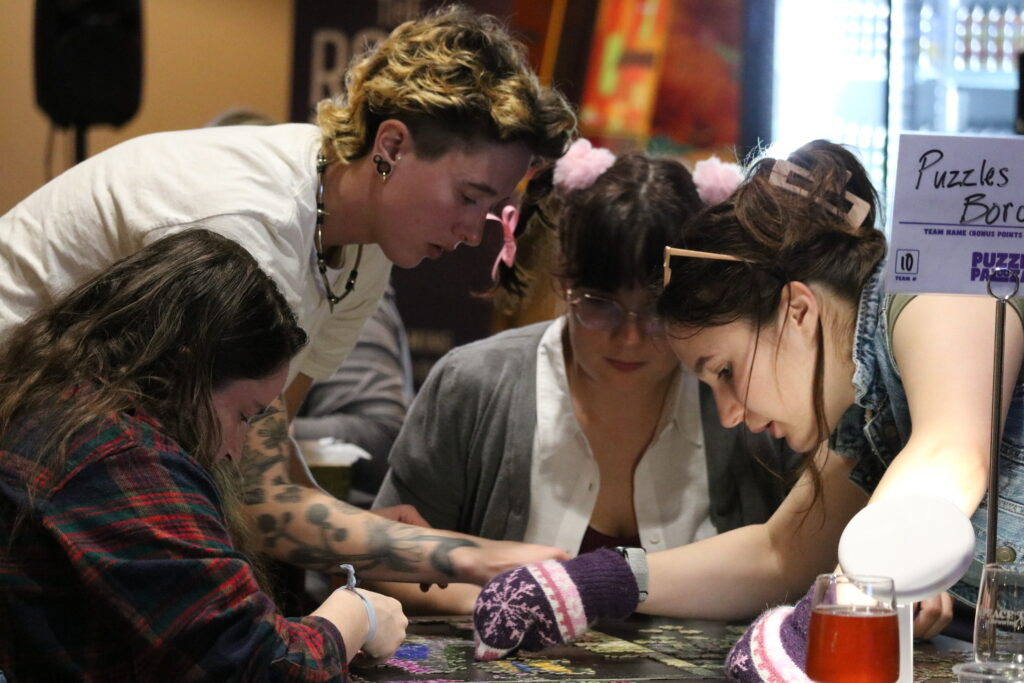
[725,586,814,682]
[472,548,640,660]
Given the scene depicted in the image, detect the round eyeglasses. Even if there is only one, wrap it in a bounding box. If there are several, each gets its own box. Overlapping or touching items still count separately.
[566,290,665,337]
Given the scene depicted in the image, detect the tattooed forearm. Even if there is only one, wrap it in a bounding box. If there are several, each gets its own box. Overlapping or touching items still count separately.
[240,396,480,578]
[429,537,478,576]
[257,503,349,568]
[354,517,480,576]
[252,500,479,574]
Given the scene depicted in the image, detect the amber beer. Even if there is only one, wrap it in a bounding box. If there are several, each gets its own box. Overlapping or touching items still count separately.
[805,604,899,682]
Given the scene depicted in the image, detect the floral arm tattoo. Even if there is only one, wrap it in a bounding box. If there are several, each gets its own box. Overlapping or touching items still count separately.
[240,398,478,580]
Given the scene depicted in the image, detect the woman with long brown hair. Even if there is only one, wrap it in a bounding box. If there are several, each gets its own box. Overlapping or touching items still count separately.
[0,230,406,681]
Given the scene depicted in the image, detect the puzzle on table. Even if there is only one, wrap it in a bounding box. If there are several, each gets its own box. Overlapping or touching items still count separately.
[349,616,975,682]
[349,616,743,682]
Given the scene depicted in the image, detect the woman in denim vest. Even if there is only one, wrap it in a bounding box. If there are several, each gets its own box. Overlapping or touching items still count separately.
[655,139,1024,678]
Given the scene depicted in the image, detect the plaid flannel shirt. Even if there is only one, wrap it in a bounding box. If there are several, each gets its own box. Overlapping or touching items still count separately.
[0,406,349,681]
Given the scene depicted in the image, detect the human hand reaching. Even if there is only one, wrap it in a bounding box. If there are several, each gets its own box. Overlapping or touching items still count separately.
[913,592,953,639]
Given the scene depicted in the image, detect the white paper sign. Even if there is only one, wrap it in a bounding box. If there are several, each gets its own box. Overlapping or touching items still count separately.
[887,132,1024,295]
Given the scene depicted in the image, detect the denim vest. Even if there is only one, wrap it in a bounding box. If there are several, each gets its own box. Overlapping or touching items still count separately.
[831,264,1024,604]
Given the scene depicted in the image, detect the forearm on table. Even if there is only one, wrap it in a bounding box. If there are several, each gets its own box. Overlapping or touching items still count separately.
[639,523,802,620]
[361,580,480,616]
[640,448,866,620]
[245,487,482,581]
[241,414,482,582]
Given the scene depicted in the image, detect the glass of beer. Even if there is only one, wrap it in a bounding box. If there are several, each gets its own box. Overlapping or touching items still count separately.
[975,563,1024,663]
[805,573,899,683]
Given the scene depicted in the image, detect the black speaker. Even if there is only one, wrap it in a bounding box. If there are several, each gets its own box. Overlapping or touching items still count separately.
[34,0,143,128]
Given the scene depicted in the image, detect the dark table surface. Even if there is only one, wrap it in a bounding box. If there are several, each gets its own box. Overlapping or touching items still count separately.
[349,614,975,682]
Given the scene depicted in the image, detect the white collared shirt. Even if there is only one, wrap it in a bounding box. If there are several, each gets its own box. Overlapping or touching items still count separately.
[522,317,716,556]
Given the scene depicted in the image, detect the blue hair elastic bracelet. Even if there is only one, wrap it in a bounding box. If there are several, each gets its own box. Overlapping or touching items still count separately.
[337,563,377,642]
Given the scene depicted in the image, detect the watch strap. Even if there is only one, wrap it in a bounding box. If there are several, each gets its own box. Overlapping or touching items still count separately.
[614,546,648,602]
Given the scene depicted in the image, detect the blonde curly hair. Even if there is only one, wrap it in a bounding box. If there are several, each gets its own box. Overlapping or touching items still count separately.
[316,5,576,163]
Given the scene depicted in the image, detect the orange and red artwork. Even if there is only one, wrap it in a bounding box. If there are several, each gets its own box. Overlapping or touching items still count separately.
[579,0,741,160]
[579,0,672,148]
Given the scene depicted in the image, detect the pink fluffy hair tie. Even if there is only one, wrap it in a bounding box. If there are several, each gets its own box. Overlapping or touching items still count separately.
[553,138,616,192]
[692,155,743,206]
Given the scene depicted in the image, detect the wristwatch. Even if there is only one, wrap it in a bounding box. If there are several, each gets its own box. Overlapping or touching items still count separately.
[614,546,648,602]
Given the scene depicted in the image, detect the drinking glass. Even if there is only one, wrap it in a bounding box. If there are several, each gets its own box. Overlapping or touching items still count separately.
[805,573,899,683]
[975,563,1024,663]
[953,662,1024,682]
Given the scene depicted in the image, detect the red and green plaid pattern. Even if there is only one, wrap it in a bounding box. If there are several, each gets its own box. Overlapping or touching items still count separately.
[0,407,348,681]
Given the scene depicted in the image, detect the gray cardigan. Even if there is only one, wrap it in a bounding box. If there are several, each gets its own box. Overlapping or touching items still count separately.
[374,322,798,541]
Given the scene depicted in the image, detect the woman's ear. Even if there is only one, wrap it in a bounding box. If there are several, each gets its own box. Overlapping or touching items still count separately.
[778,281,820,341]
[373,119,411,164]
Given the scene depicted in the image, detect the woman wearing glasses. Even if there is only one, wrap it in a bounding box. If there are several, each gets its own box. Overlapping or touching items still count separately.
[0,7,576,595]
[371,142,800,614]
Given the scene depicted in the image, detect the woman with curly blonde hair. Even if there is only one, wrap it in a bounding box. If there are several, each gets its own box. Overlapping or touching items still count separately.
[0,5,576,605]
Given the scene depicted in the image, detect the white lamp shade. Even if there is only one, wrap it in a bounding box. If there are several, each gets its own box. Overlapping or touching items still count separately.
[838,495,975,604]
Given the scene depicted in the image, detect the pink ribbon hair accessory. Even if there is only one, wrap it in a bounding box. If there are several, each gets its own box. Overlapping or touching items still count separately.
[488,204,519,280]
[692,155,744,206]
[553,138,616,192]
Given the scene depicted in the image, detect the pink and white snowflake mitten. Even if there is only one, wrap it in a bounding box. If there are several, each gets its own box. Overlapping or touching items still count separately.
[472,548,639,660]
[724,586,813,682]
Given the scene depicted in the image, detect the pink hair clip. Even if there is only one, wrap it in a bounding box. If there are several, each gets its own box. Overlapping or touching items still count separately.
[768,159,869,230]
[692,155,744,206]
[488,204,519,280]
[553,138,616,192]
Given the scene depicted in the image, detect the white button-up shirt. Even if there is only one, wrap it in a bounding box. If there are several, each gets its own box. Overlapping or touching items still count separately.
[522,317,716,556]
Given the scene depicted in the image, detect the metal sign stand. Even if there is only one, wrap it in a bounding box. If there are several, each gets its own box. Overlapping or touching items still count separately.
[985,269,1019,564]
